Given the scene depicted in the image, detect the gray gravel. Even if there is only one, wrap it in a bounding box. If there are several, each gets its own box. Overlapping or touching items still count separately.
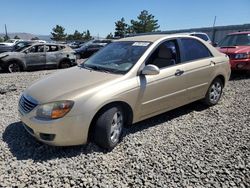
[0,70,249,187]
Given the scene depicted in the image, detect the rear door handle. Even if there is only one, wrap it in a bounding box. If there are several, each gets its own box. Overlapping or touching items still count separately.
[175,69,184,76]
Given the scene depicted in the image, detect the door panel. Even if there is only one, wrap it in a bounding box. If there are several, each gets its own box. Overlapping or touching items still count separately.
[178,38,216,101]
[25,45,46,68]
[181,58,215,101]
[138,64,189,119]
[45,45,61,67]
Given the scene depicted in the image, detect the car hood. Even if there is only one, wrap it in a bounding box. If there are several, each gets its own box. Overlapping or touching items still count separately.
[24,66,122,104]
[0,51,23,58]
[74,46,86,53]
[217,46,250,54]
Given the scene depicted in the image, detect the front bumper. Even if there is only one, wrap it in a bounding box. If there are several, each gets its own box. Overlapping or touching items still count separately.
[70,58,77,66]
[19,110,90,146]
[230,59,250,70]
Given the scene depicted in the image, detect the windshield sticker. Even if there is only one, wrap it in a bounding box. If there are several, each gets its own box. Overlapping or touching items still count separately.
[132,42,150,47]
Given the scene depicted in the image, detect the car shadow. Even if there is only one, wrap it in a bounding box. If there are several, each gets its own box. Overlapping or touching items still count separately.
[123,101,207,136]
[2,122,102,161]
[230,70,250,80]
[3,101,208,161]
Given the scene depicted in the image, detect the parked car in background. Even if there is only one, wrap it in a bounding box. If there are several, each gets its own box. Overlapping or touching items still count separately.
[187,32,212,44]
[0,40,36,53]
[74,39,112,59]
[0,43,76,72]
[217,31,250,71]
[18,34,230,150]
[68,41,85,49]
[0,39,22,46]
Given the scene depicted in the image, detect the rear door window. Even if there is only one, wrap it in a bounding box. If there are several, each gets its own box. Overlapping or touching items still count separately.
[46,45,59,52]
[26,45,44,53]
[180,38,212,62]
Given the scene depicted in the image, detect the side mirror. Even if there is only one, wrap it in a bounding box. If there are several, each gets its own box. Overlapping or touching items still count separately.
[141,64,160,75]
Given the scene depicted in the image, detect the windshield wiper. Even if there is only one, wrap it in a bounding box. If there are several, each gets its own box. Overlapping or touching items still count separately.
[87,65,112,73]
[78,64,94,71]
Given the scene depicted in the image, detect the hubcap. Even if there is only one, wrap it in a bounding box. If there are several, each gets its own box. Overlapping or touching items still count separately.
[110,111,123,143]
[8,63,20,73]
[209,82,222,103]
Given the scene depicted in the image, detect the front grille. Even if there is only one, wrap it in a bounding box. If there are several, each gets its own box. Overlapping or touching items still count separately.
[19,94,38,114]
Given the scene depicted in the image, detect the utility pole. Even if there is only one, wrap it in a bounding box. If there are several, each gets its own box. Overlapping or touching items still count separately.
[5,24,8,37]
[213,16,217,27]
[4,24,9,41]
[212,16,217,45]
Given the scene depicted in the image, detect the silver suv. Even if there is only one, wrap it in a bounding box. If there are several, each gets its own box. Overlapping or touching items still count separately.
[0,43,76,73]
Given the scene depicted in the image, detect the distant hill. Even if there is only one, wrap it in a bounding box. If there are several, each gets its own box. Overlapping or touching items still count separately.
[0,32,52,41]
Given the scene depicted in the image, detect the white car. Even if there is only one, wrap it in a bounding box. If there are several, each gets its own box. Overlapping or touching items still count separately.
[188,32,212,44]
[0,39,22,46]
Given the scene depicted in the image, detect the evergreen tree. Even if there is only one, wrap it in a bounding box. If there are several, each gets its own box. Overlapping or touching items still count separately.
[131,10,160,33]
[31,37,39,40]
[106,33,114,39]
[14,35,20,39]
[51,25,67,41]
[67,30,84,41]
[4,35,9,41]
[114,17,128,38]
[83,30,92,40]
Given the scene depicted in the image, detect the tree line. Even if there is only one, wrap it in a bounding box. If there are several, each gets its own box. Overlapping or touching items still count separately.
[108,10,160,39]
[0,10,159,42]
[51,10,159,41]
[50,25,93,41]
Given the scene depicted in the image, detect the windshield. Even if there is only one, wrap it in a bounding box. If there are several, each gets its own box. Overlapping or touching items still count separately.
[82,41,151,74]
[218,33,250,47]
[14,42,32,52]
[79,40,94,49]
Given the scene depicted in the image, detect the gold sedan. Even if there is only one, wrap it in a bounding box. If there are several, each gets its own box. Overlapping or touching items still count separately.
[18,34,231,149]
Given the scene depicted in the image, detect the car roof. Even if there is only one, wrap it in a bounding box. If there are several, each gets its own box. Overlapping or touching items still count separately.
[228,31,250,35]
[118,34,169,42]
[118,34,204,42]
[30,43,65,46]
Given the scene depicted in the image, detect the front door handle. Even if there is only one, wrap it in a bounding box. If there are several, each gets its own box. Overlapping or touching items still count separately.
[175,69,184,76]
[210,61,216,66]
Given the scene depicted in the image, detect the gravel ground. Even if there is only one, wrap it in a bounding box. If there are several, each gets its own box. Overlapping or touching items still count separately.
[0,70,249,187]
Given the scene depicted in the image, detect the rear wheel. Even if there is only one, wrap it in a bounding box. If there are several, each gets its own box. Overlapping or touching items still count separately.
[6,61,22,73]
[204,78,223,106]
[93,105,124,150]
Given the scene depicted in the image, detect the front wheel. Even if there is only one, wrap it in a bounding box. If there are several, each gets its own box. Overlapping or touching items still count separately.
[93,106,124,150]
[204,78,223,106]
[6,61,22,73]
[59,59,71,69]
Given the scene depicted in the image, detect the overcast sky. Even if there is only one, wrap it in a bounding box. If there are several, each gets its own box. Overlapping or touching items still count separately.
[0,0,250,37]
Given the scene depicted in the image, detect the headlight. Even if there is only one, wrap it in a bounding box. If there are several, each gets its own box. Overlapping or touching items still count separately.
[36,100,74,120]
[235,53,250,59]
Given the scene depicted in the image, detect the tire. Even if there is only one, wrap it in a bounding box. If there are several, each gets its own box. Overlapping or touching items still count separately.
[6,61,22,73]
[204,78,223,106]
[59,59,71,69]
[93,105,124,150]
